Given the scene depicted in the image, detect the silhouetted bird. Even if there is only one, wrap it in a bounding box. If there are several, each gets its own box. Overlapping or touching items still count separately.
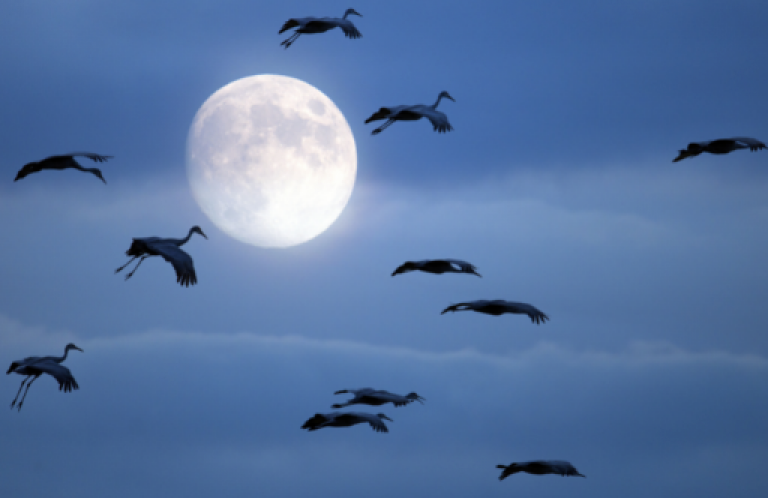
[392,259,480,277]
[673,137,766,162]
[497,460,585,479]
[332,388,425,409]
[115,226,207,287]
[279,8,362,48]
[441,300,548,324]
[14,153,112,183]
[301,412,392,432]
[6,343,82,411]
[366,91,455,135]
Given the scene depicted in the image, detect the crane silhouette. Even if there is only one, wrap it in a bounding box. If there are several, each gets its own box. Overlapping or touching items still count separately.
[497,460,585,479]
[115,226,207,287]
[442,300,549,324]
[7,343,82,411]
[365,91,455,135]
[302,411,393,432]
[14,153,112,183]
[279,8,362,48]
[332,388,425,409]
[392,259,480,277]
[673,137,766,162]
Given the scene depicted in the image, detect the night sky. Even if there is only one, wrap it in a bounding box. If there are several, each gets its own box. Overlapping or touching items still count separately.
[2,2,768,497]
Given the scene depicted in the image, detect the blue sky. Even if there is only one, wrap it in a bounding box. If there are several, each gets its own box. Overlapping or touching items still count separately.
[2,1,768,497]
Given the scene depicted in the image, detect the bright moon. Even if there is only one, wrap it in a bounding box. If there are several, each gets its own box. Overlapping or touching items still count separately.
[186,75,357,248]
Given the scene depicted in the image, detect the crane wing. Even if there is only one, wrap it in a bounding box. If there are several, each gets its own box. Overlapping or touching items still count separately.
[150,242,198,286]
[337,413,389,432]
[412,107,453,133]
[368,390,413,407]
[499,301,549,323]
[731,137,766,150]
[336,19,362,39]
[64,153,112,163]
[31,360,79,392]
[547,461,585,477]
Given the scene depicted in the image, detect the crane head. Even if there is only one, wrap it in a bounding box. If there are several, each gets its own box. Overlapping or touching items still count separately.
[344,8,362,18]
[439,91,455,102]
[191,226,208,239]
[65,343,84,353]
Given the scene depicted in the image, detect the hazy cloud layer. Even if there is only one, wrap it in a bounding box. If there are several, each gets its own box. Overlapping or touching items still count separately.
[2,318,767,498]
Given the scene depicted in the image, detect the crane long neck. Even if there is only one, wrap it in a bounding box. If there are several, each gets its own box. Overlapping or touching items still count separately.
[53,347,71,364]
[432,94,444,109]
[170,228,196,247]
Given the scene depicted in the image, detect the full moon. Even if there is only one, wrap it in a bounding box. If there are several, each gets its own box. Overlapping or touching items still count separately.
[186,75,357,248]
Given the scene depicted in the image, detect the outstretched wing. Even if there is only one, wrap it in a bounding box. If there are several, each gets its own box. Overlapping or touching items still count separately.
[150,242,198,286]
[436,259,480,275]
[544,460,585,477]
[500,301,549,324]
[65,153,112,163]
[336,18,362,39]
[32,360,79,392]
[368,390,413,407]
[731,137,767,151]
[337,413,389,432]
[413,107,453,133]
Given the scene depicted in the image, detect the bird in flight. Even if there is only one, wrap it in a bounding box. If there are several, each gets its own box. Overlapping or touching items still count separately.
[7,343,83,411]
[441,300,549,324]
[392,259,481,277]
[673,137,766,162]
[332,388,425,409]
[301,412,393,432]
[14,153,112,183]
[279,8,362,49]
[497,460,585,479]
[365,91,455,135]
[115,226,207,287]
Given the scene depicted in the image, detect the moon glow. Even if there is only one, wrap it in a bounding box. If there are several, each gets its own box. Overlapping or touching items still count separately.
[186,75,357,248]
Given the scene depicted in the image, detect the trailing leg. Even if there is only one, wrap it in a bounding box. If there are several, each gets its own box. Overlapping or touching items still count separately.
[10,376,30,409]
[115,256,138,274]
[125,256,148,280]
[17,375,39,411]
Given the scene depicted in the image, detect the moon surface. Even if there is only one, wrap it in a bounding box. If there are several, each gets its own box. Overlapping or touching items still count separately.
[186,75,357,248]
